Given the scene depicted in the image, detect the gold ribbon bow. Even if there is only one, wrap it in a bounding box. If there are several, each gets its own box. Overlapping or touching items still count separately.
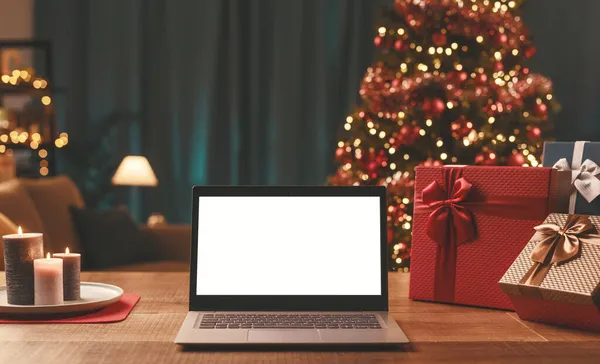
[520,215,600,287]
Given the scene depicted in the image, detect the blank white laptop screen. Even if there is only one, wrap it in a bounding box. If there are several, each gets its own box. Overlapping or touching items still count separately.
[196,196,382,296]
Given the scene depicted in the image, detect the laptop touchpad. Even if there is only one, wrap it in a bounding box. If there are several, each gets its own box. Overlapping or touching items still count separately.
[248,330,320,343]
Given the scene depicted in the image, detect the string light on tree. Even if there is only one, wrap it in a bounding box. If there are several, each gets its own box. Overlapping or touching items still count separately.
[0,68,70,176]
[328,0,559,271]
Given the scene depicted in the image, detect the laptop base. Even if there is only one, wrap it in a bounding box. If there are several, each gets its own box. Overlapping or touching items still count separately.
[175,311,409,345]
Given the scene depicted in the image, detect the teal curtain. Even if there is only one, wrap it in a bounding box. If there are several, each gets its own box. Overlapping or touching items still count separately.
[35,0,381,222]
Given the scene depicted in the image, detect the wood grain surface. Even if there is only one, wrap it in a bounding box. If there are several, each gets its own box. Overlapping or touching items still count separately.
[2,272,600,363]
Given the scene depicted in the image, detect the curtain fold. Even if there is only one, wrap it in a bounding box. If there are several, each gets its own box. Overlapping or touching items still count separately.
[35,0,380,222]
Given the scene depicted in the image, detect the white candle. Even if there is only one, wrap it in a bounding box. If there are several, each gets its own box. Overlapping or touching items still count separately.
[34,253,64,305]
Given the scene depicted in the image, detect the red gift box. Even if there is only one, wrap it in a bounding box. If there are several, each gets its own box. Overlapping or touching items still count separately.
[409,166,560,310]
[499,213,600,330]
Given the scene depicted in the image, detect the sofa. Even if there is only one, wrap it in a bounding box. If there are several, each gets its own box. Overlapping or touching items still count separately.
[0,176,190,271]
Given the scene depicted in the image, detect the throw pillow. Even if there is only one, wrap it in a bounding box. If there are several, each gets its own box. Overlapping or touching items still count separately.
[69,206,156,269]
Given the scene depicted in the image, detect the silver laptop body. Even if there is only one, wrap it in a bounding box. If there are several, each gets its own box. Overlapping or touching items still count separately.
[175,186,408,345]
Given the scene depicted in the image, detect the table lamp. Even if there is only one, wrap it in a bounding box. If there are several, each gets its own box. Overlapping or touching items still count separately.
[112,155,158,187]
[112,155,164,225]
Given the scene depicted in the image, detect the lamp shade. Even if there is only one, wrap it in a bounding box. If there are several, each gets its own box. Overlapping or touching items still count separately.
[112,156,158,187]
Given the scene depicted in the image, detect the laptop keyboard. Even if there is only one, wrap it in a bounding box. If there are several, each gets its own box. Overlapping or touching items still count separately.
[198,313,382,329]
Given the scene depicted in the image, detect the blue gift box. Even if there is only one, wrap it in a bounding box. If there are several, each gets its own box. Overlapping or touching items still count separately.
[542,141,600,215]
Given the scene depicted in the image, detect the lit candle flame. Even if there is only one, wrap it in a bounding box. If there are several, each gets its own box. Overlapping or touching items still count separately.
[17,226,23,235]
[46,252,50,259]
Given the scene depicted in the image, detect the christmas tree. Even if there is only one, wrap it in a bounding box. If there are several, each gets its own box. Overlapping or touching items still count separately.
[328,0,559,271]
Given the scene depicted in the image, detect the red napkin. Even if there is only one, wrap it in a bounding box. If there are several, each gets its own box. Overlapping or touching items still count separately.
[0,293,140,324]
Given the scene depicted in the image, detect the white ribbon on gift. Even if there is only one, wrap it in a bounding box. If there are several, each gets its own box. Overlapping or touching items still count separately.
[552,141,600,213]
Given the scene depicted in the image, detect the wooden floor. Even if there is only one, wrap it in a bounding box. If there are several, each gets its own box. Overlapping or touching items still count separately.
[2,272,600,363]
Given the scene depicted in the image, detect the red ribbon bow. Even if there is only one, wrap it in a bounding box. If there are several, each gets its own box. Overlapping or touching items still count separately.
[414,166,554,304]
[422,177,476,247]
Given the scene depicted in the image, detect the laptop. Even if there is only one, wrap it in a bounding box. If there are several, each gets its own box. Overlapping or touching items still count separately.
[175,186,409,345]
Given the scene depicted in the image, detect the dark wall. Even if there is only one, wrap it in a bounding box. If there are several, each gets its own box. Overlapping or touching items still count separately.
[524,0,600,140]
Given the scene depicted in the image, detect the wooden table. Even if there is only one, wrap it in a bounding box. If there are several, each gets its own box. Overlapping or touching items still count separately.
[2,272,600,363]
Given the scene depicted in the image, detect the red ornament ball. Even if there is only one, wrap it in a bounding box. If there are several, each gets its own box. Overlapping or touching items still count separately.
[524,46,536,59]
[394,39,403,51]
[374,36,382,47]
[495,33,508,44]
[449,71,468,83]
[475,73,488,84]
[397,124,421,145]
[400,124,411,136]
[387,228,394,245]
[432,98,445,114]
[450,118,473,139]
[335,147,347,161]
[375,150,387,165]
[412,126,421,136]
[423,98,445,116]
[535,103,548,117]
[494,62,504,72]
[507,152,526,166]
[432,33,447,46]
[367,161,378,172]
[420,159,443,167]
[475,151,498,166]
[394,0,408,13]
[527,127,542,140]
[422,98,431,112]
